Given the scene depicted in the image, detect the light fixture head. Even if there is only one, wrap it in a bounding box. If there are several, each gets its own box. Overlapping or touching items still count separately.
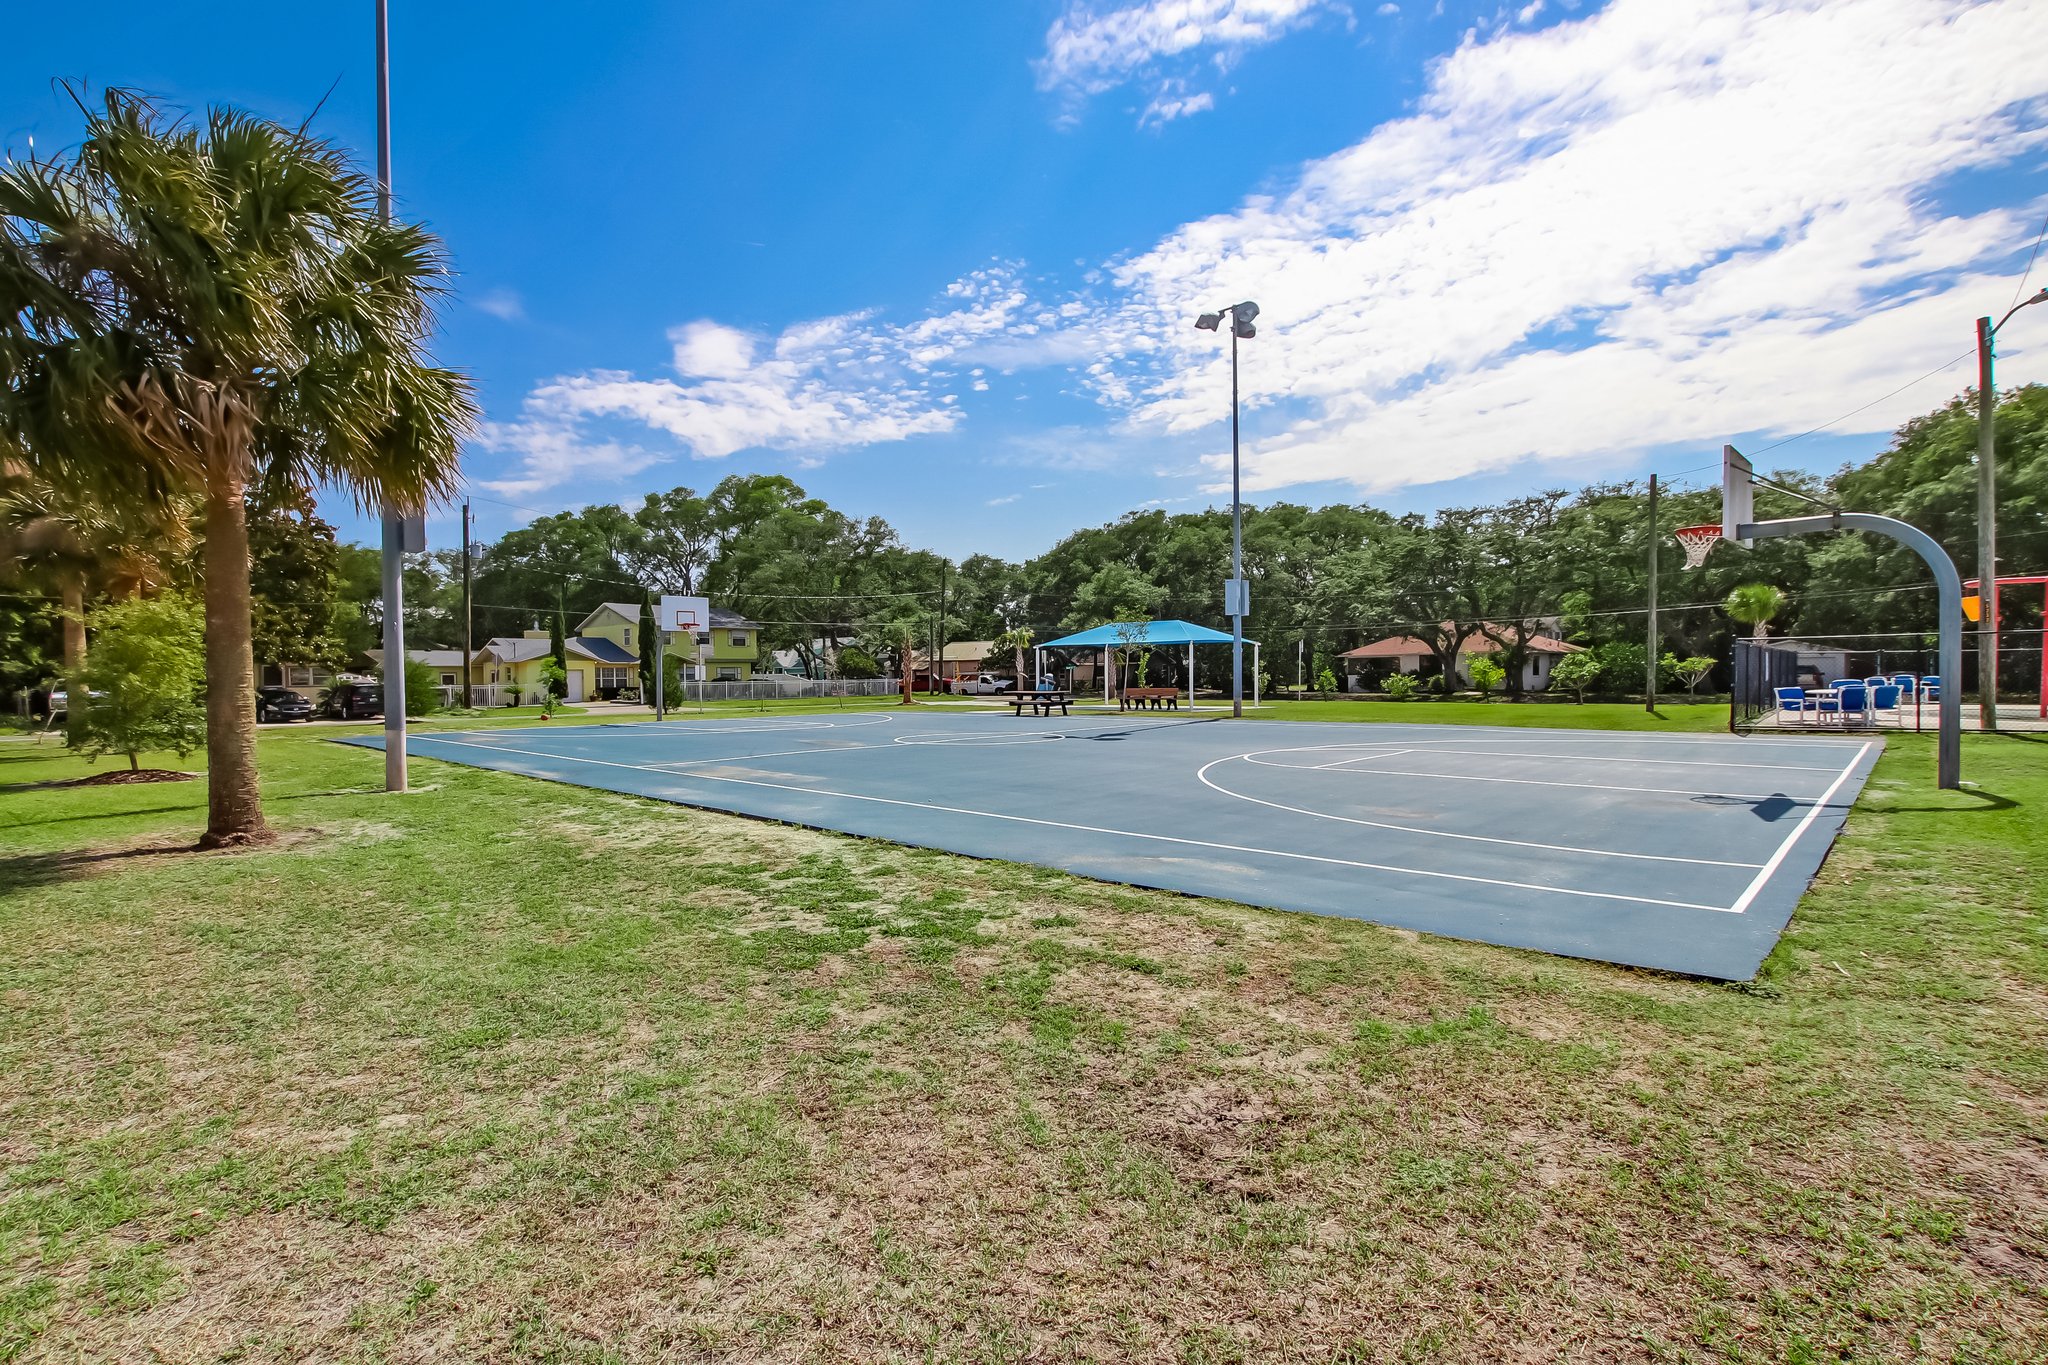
[1194,312,1222,331]
[2030,287,2048,306]
[1234,300,1260,323]
[1233,320,1256,339]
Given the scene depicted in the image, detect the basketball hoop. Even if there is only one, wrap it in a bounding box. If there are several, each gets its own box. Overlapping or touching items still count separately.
[1675,524,1724,570]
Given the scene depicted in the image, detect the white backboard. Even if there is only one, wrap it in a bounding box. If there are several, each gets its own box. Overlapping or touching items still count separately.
[659,594,709,633]
[1722,445,1755,547]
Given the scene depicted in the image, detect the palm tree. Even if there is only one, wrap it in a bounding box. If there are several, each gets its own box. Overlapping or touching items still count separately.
[0,90,475,846]
[992,625,1034,690]
[1724,583,1787,640]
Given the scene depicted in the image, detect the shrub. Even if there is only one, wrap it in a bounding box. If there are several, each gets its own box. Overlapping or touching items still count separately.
[1674,656,1717,694]
[538,659,567,715]
[838,646,881,680]
[1549,651,1603,704]
[1383,673,1418,701]
[1316,666,1339,693]
[68,593,206,770]
[1467,654,1507,697]
[377,655,442,717]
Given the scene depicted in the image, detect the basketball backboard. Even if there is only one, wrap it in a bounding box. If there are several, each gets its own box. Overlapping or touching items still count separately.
[1722,444,1755,547]
[659,594,708,633]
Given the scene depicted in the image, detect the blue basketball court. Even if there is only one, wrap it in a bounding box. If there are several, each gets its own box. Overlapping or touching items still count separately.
[343,711,1881,979]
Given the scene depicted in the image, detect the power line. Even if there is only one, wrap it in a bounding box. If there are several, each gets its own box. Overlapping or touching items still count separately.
[2011,210,2048,308]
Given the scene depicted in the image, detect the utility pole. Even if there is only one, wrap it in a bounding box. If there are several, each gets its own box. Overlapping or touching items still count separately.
[1974,288,2048,732]
[1977,314,2000,731]
[1645,473,1659,712]
[375,0,407,792]
[1230,316,1243,719]
[460,499,473,710]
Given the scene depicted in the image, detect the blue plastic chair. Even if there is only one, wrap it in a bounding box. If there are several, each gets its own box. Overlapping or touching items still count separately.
[1921,675,1941,702]
[1891,674,1917,697]
[1836,682,1869,726]
[1870,683,1901,726]
[1774,686,1811,724]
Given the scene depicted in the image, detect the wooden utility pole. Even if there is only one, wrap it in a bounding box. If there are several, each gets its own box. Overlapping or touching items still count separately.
[460,499,473,709]
[1644,473,1659,712]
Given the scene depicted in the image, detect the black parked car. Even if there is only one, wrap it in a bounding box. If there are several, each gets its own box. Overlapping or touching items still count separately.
[322,682,383,720]
[256,685,315,723]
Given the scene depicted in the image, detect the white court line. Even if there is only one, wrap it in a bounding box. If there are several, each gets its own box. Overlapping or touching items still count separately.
[1316,749,1413,769]
[1395,746,1849,773]
[1196,755,1763,869]
[402,734,1732,914]
[1239,757,1820,803]
[1729,742,1874,914]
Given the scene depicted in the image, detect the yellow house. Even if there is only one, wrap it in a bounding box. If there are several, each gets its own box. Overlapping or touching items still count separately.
[474,634,638,704]
[578,602,762,681]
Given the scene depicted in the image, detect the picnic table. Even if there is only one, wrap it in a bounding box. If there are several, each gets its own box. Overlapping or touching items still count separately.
[1118,687,1181,712]
[1011,690,1071,717]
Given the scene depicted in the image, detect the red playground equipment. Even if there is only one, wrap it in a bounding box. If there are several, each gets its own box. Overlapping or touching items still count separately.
[1963,573,2048,720]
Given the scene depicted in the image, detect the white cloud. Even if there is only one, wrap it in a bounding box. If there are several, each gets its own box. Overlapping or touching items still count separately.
[472,266,1055,496]
[1080,0,2048,494]
[1037,0,1336,124]
[986,493,1023,506]
[1141,88,1217,126]
[1377,3,1400,15]
[473,287,525,322]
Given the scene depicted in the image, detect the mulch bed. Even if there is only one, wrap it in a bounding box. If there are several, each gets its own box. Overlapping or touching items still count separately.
[63,769,197,788]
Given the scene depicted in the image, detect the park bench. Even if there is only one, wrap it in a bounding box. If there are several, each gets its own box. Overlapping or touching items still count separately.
[1119,687,1180,711]
[1011,690,1071,717]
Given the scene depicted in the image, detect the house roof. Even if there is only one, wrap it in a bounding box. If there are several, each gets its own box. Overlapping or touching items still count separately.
[1339,626,1584,660]
[1040,619,1248,649]
[709,607,758,629]
[578,602,642,631]
[364,648,469,669]
[481,636,632,665]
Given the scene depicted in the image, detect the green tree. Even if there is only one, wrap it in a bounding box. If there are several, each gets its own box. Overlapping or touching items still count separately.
[0,91,475,846]
[379,655,442,718]
[1467,653,1506,698]
[68,593,205,770]
[638,594,660,699]
[547,612,568,698]
[538,658,567,716]
[992,625,1035,688]
[1673,656,1717,694]
[1549,650,1603,704]
[246,478,346,675]
[1724,583,1787,639]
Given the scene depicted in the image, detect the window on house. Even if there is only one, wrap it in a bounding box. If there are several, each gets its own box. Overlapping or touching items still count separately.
[727,632,748,647]
[623,626,633,647]
[696,631,712,646]
[715,667,739,681]
[441,673,456,686]
[596,666,630,688]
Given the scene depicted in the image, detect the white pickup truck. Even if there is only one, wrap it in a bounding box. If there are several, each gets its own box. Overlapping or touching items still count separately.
[947,673,1016,696]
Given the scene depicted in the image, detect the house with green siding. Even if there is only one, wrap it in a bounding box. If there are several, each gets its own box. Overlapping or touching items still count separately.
[577,602,762,681]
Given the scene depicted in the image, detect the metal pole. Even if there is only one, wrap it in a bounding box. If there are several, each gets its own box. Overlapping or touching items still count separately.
[653,611,664,721]
[1230,313,1244,720]
[1745,512,1963,789]
[460,499,473,710]
[1976,315,1999,730]
[375,0,406,792]
[1645,473,1659,712]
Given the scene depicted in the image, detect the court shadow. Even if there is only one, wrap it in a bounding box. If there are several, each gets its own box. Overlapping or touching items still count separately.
[1693,792,1800,821]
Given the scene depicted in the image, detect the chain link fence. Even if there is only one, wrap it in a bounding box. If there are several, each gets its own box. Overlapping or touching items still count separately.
[1731,631,2046,733]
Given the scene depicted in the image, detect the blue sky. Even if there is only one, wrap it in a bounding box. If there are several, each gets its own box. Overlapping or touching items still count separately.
[7,0,2047,560]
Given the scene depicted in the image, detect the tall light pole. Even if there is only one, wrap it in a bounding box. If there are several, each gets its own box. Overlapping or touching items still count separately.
[1975,286,2048,731]
[375,0,409,791]
[1195,300,1259,718]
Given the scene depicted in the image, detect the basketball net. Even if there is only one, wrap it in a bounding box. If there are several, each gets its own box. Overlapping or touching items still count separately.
[1675,524,1723,570]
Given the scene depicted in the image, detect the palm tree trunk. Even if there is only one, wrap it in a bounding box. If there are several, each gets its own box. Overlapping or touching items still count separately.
[58,574,86,675]
[200,467,269,848]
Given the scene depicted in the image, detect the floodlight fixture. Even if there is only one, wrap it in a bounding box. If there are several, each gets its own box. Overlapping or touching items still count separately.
[1233,319,1256,339]
[1190,299,1264,717]
[1233,301,1259,323]
[1195,312,1222,331]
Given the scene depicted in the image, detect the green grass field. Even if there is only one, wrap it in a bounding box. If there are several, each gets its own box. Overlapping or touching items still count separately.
[2,709,2043,1361]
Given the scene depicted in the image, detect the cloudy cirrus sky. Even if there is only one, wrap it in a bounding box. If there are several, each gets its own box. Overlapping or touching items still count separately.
[6,0,2047,556]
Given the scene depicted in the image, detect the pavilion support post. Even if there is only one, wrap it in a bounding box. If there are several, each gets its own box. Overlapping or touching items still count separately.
[1253,642,1261,708]
[1103,647,1110,707]
[1188,643,1195,710]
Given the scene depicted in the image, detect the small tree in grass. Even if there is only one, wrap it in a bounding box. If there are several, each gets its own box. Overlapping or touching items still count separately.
[538,659,567,716]
[1674,656,1716,695]
[69,593,205,771]
[1549,650,1603,704]
[1467,653,1507,699]
[547,613,568,699]
[1317,665,1339,693]
[379,655,442,717]
[1383,672,1418,701]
